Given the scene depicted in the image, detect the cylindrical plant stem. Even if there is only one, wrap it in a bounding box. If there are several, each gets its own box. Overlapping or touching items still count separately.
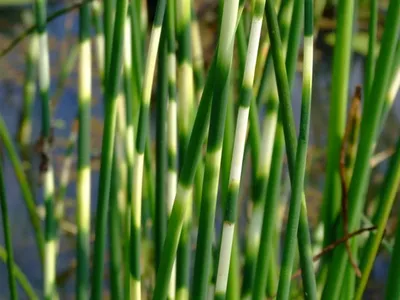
[19,21,39,148]
[364,0,377,99]
[252,117,285,300]
[33,0,56,298]
[263,0,317,298]
[91,0,129,298]
[166,0,178,297]
[175,1,195,296]
[91,0,105,83]
[320,0,355,269]
[103,0,114,81]
[275,0,314,298]
[76,2,92,299]
[155,26,168,269]
[214,0,266,297]
[109,151,122,300]
[130,0,167,297]
[0,116,44,261]
[191,7,205,103]
[152,34,227,300]
[379,43,400,131]
[355,138,400,299]
[0,159,18,300]
[384,197,400,300]
[322,0,400,298]
[190,1,240,298]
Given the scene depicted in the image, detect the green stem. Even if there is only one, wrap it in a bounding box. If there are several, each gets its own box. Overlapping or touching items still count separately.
[0,116,44,262]
[355,136,400,299]
[90,0,129,298]
[322,0,400,298]
[0,160,18,300]
[364,0,377,99]
[130,0,167,297]
[76,2,91,298]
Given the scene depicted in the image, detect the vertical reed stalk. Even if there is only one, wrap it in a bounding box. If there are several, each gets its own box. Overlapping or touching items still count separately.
[322,0,400,298]
[19,15,39,148]
[91,0,129,298]
[364,0,377,99]
[191,7,205,103]
[0,159,18,300]
[263,0,317,298]
[91,0,105,83]
[155,27,168,269]
[384,190,400,300]
[214,0,266,297]
[191,1,240,298]
[275,0,314,298]
[175,1,195,295]
[166,0,178,297]
[76,2,91,298]
[109,151,123,300]
[355,136,400,299]
[33,0,56,298]
[0,116,44,261]
[130,0,167,297]
[320,0,355,271]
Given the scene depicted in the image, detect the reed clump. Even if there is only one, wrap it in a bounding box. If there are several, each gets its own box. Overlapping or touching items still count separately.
[0,0,399,299]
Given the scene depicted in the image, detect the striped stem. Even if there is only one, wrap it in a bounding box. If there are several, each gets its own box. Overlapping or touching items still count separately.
[322,0,400,298]
[33,0,56,298]
[191,7,205,103]
[19,18,39,148]
[191,1,240,299]
[166,0,178,297]
[76,2,92,299]
[252,117,285,300]
[155,26,168,269]
[263,0,317,298]
[0,159,18,300]
[91,0,129,298]
[175,1,195,294]
[0,116,44,261]
[242,0,303,295]
[109,151,123,299]
[214,0,266,297]
[103,0,115,81]
[130,0,167,297]
[152,38,221,300]
[275,0,314,297]
[91,0,105,83]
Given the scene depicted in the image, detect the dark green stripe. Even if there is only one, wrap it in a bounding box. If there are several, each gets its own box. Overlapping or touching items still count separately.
[225,185,240,223]
[130,225,141,279]
[207,62,230,151]
[177,25,192,64]
[304,0,313,36]
[153,0,167,26]
[168,81,176,98]
[215,293,225,300]
[136,104,150,153]
[239,86,253,107]
[168,150,177,170]
[34,0,47,33]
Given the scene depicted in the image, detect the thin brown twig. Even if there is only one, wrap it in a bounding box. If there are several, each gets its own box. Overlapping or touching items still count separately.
[339,85,363,278]
[266,226,377,300]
